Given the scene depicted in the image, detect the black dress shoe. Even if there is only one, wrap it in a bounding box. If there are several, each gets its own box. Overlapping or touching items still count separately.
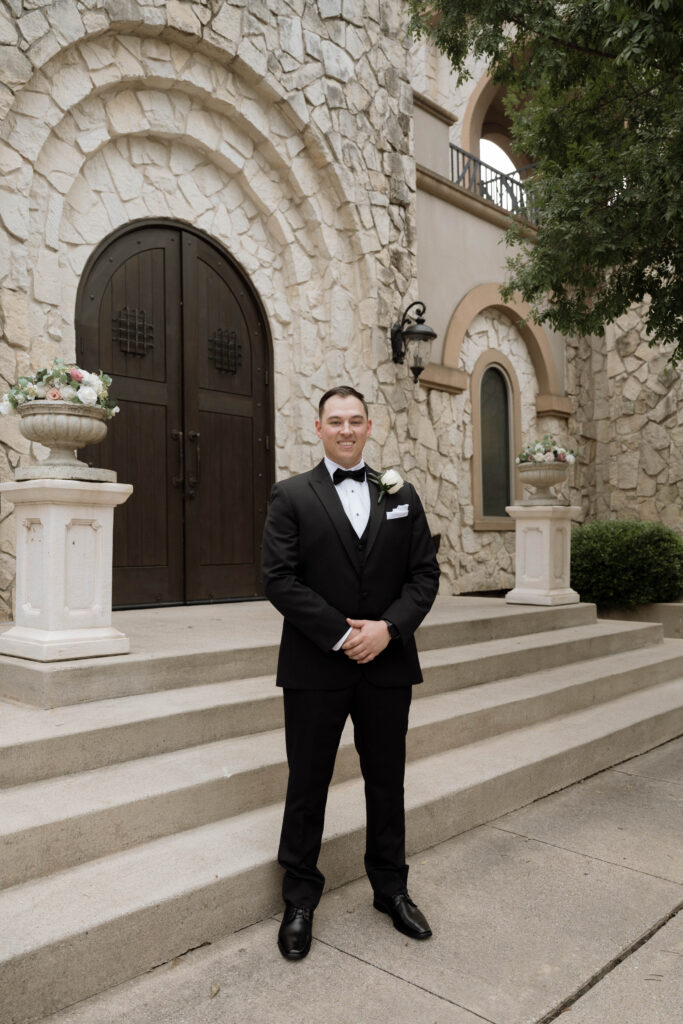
[277,904,314,959]
[373,891,432,939]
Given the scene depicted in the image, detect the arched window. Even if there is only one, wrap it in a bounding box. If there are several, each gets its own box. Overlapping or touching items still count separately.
[480,366,511,517]
[471,349,523,530]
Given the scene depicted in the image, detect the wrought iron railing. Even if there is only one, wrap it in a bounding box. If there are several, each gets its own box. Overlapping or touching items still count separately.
[450,144,535,220]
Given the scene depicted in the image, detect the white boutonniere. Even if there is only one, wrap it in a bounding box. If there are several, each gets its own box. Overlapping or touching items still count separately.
[369,467,404,504]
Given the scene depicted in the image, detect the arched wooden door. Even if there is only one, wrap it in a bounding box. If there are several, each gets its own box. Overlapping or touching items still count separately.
[76,222,274,607]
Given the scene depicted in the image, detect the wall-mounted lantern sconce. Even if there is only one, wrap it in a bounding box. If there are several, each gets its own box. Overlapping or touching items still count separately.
[390,301,437,383]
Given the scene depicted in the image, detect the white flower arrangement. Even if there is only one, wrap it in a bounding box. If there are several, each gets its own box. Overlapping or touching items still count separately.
[369,467,404,503]
[0,358,119,419]
[516,434,575,465]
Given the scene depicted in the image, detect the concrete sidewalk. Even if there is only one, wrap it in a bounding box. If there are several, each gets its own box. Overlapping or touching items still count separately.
[42,737,683,1024]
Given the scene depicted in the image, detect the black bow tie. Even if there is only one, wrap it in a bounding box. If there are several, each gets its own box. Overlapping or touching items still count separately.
[333,467,365,485]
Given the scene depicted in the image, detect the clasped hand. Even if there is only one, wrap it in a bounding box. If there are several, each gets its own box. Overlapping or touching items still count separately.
[342,618,390,664]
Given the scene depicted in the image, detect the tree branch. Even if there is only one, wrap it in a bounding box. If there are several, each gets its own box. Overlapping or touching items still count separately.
[546,35,618,60]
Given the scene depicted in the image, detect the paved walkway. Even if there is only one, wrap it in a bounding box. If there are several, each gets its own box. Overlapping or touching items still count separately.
[43,737,683,1024]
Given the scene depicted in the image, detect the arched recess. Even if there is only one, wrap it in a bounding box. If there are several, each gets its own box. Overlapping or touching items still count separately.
[471,350,523,531]
[421,283,571,419]
[3,28,373,373]
[76,218,275,608]
[460,73,529,169]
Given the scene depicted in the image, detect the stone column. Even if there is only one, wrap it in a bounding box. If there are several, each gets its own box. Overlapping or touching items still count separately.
[505,504,583,606]
[0,479,133,661]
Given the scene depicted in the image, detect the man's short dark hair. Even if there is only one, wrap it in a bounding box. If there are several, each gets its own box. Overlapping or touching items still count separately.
[318,386,369,419]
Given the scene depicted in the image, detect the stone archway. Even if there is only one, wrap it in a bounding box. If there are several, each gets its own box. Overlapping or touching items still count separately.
[76,219,274,607]
[0,9,417,617]
[421,282,571,420]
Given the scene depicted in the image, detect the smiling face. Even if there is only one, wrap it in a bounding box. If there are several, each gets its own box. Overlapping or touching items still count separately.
[315,394,372,469]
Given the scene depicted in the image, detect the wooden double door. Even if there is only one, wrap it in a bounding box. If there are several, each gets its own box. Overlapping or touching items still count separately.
[76,223,273,607]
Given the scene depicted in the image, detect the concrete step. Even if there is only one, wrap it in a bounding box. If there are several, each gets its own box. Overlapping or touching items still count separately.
[0,619,661,787]
[0,674,279,788]
[3,640,683,890]
[0,598,596,708]
[418,617,663,696]
[416,598,596,651]
[2,678,682,1024]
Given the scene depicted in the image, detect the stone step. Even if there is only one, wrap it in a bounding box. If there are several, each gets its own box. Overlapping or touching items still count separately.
[414,598,596,651]
[0,619,660,787]
[0,674,277,788]
[2,678,682,1024]
[418,618,662,696]
[0,598,596,708]
[3,640,682,890]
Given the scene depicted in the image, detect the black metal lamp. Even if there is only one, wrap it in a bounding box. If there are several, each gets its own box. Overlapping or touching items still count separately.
[390,301,437,382]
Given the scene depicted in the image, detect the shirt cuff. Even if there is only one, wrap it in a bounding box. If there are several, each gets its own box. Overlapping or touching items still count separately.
[332,626,352,651]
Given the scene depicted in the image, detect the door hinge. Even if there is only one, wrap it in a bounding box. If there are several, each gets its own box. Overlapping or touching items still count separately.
[265,435,270,451]
[264,369,269,386]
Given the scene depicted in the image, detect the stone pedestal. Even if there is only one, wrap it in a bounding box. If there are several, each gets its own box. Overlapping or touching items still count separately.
[0,479,133,661]
[505,504,583,606]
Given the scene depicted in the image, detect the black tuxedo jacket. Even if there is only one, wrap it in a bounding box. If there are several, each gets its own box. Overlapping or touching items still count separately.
[261,461,440,689]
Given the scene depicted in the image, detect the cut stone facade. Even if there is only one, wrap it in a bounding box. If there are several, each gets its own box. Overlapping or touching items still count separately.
[0,0,421,618]
[567,302,683,527]
[420,308,545,595]
[0,2,680,619]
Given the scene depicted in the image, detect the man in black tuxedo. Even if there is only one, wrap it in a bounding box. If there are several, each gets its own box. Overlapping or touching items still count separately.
[262,385,440,959]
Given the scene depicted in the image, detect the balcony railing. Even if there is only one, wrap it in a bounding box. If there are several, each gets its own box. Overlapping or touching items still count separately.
[450,144,535,220]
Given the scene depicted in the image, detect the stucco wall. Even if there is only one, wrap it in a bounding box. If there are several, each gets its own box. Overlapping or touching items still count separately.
[409,36,481,149]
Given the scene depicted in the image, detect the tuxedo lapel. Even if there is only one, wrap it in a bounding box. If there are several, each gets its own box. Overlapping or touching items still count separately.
[364,464,385,559]
[309,461,361,573]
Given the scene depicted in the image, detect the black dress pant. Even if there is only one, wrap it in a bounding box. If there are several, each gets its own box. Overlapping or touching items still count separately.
[278,680,412,909]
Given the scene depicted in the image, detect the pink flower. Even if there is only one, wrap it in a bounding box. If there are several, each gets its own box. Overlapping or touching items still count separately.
[46,387,62,401]
[69,366,84,382]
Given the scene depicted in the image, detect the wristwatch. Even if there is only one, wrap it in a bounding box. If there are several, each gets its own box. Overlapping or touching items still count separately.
[383,619,400,640]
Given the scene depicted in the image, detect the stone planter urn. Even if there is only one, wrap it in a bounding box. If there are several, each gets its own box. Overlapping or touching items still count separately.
[16,401,115,482]
[517,461,569,505]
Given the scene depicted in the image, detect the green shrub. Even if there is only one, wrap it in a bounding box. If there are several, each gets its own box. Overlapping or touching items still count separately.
[570,519,683,609]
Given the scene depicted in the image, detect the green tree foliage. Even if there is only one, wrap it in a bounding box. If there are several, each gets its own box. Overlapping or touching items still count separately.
[408,1,683,362]
[570,519,683,607]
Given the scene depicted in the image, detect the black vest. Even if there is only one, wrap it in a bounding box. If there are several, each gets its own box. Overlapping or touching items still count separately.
[346,516,370,569]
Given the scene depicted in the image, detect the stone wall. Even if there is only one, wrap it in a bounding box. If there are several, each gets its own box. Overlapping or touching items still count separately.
[407,308,547,595]
[567,303,682,530]
[408,39,572,592]
[0,0,423,618]
[0,5,576,613]
[2,4,675,621]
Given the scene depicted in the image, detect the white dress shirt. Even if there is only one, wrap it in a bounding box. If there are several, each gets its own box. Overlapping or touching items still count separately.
[324,457,371,650]
[324,456,370,538]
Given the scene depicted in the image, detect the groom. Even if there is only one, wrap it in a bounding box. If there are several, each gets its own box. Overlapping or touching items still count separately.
[261,385,440,959]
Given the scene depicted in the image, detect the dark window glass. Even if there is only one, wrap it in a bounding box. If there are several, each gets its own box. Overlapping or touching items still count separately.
[481,366,510,517]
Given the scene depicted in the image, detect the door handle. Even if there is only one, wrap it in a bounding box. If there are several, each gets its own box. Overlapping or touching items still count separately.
[171,429,184,488]
[188,430,200,497]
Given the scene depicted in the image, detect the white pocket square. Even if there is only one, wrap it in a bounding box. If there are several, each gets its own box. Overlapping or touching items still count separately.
[386,504,409,520]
